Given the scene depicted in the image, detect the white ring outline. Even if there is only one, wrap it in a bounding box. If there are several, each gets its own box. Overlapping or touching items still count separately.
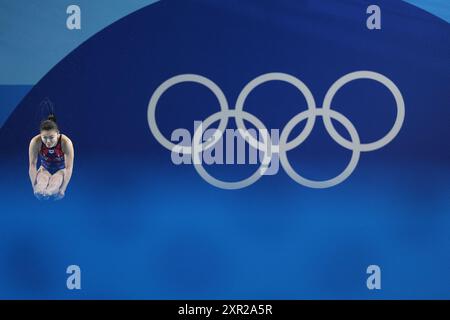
[147,74,229,154]
[279,108,361,188]
[322,70,405,152]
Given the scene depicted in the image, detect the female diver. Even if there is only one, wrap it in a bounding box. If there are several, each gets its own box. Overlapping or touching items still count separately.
[28,114,74,200]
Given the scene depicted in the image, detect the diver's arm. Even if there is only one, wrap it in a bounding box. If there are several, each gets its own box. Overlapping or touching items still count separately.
[28,136,39,190]
[59,136,74,194]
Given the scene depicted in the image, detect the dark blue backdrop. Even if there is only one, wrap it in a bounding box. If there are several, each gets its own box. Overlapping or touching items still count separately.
[0,0,449,298]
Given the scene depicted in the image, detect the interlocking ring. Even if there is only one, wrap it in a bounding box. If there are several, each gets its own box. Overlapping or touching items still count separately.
[322,71,405,152]
[147,71,405,189]
[235,72,317,152]
[147,74,229,155]
[279,108,360,189]
[192,110,272,190]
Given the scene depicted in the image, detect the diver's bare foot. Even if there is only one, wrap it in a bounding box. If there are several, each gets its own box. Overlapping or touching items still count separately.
[34,191,48,200]
[54,191,65,200]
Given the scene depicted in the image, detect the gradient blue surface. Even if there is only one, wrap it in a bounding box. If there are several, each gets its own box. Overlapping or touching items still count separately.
[0,0,449,299]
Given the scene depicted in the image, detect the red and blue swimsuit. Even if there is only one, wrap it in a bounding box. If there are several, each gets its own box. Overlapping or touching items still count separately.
[39,135,65,174]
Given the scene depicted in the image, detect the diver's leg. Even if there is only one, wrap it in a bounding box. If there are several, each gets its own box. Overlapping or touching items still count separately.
[34,167,51,196]
[44,169,65,196]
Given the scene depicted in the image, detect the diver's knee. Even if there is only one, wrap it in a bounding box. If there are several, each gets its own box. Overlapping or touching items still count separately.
[34,182,46,191]
[37,172,50,184]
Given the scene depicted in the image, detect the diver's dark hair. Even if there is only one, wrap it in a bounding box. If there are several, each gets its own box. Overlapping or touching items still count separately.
[39,98,59,132]
[40,114,58,132]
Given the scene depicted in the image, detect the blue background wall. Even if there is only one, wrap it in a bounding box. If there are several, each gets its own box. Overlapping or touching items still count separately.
[0,0,449,299]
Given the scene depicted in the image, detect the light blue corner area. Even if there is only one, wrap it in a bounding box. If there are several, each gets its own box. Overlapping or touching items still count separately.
[0,0,159,85]
[0,0,158,127]
[403,0,450,23]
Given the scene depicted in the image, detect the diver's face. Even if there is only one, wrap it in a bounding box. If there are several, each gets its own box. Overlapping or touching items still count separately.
[40,130,59,148]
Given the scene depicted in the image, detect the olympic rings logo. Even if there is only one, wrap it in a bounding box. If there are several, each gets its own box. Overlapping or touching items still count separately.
[147,71,405,189]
